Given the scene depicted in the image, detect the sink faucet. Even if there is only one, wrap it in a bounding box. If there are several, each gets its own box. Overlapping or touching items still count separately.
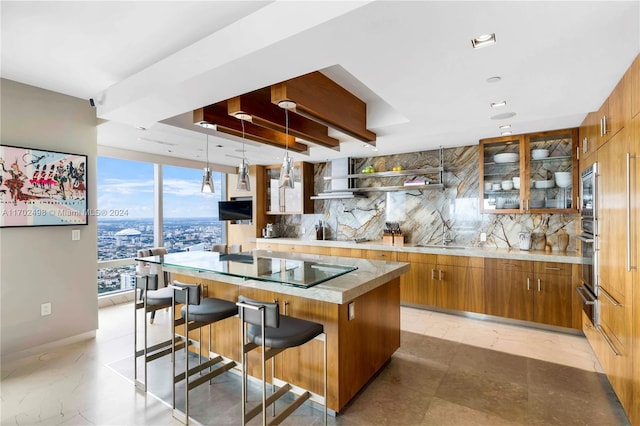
[442,220,452,246]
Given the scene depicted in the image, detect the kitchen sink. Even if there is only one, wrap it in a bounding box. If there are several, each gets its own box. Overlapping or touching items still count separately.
[415,244,467,250]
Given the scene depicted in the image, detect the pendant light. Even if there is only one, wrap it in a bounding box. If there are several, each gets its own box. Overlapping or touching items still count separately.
[201,134,214,193]
[236,118,251,191]
[278,101,296,189]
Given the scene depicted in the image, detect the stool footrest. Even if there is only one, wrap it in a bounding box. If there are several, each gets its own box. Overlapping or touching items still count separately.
[187,360,235,390]
[244,383,292,423]
[173,355,223,383]
[269,391,311,426]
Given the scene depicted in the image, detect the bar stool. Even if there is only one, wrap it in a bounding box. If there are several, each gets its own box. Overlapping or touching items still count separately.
[170,281,238,425]
[237,296,327,426]
[134,247,175,391]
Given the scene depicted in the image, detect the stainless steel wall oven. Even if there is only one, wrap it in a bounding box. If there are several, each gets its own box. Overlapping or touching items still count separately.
[576,163,597,326]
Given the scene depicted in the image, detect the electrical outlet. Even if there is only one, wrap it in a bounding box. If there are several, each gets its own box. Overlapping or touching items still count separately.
[348,302,355,320]
[72,229,81,241]
[41,302,52,316]
[480,232,487,242]
[301,227,306,235]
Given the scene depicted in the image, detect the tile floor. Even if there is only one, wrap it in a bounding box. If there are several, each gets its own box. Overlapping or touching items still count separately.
[1,303,630,425]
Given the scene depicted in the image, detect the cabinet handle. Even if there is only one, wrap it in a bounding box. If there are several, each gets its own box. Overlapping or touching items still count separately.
[284,301,289,316]
[439,270,443,281]
[576,145,580,160]
[431,269,435,280]
[596,325,621,356]
[626,153,637,271]
[602,115,609,135]
[502,263,518,267]
[527,277,530,291]
[537,278,541,292]
[599,286,622,307]
[544,267,561,271]
[576,286,596,305]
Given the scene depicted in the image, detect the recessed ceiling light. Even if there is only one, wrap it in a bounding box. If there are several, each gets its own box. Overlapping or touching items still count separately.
[486,76,502,83]
[499,124,511,130]
[216,144,223,148]
[491,112,517,120]
[501,131,512,136]
[471,33,496,49]
[135,126,146,131]
[491,101,507,108]
[195,121,216,129]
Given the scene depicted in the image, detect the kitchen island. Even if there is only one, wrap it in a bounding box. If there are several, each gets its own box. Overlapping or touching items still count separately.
[137,250,410,413]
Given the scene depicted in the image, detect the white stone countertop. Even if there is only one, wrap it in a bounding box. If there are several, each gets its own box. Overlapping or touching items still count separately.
[160,250,410,305]
[255,238,582,264]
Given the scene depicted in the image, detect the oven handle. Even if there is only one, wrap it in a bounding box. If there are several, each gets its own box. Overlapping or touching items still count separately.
[576,235,594,243]
[575,286,595,305]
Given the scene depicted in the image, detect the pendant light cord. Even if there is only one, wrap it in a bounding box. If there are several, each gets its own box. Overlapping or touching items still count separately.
[241,119,246,159]
[284,108,289,155]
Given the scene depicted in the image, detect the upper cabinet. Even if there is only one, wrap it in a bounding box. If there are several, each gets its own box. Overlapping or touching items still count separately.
[479,128,578,214]
[579,111,599,171]
[265,161,314,215]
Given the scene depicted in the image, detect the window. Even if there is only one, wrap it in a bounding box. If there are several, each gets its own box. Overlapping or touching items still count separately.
[97,157,154,294]
[96,157,227,296]
[162,165,224,252]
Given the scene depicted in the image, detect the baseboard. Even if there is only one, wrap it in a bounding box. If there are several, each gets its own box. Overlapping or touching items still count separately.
[1,330,97,362]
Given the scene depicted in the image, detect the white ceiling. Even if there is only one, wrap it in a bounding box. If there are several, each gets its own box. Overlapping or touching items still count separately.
[2,1,639,168]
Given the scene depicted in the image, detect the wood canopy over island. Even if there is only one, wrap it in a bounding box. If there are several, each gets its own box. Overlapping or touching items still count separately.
[138,250,409,413]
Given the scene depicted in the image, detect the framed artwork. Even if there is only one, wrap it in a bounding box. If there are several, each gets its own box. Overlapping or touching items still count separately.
[0,144,88,227]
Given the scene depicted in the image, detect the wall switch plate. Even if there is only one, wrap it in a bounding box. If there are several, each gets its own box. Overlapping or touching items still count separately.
[72,229,80,241]
[41,302,52,316]
[480,232,487,242]
[301,227,305,235]
[348,302,355,320]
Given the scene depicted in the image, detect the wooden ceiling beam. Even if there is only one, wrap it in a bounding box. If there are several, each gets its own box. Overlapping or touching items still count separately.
[227,88,340,150]
[194,103,308,154]
[271,71,376,143]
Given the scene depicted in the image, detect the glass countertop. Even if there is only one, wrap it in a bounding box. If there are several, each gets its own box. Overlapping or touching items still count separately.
[135,251,357,289]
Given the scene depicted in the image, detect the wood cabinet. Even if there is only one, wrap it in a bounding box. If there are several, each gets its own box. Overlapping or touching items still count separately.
[631,54,640,119]
[265,161,313,214]
[630,113,640,426]
[397,253,484,314]
[596,125,634,413]
[484,259,573,328]
[397,252,437,306]
[479,128,578,213]
[436,255,484,314]
[579,111,598,170]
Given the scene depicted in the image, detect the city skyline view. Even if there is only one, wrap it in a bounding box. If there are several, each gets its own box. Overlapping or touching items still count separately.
[97,157,222,218]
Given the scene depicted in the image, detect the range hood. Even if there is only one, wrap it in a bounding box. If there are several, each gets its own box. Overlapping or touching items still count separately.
[311,158,366,200]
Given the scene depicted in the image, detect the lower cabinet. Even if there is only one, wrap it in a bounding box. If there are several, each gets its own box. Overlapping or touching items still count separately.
[484,259,573,328]
[398,253,484,314]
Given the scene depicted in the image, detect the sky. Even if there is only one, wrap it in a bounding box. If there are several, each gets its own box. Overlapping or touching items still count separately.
[97,157,222,218]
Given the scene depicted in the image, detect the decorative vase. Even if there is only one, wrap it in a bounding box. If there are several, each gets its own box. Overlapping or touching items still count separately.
[557,230,569,252]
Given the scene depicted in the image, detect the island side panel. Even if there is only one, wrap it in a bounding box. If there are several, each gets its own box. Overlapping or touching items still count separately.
[338,276,401,410]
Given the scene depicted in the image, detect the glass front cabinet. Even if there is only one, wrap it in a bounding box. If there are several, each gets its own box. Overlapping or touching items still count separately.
[265,161,314,215]
[479,128,578,214]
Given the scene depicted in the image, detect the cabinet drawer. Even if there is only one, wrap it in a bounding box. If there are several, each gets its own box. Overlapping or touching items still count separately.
[397,252,436,264]
[363,250,397,261]
[485,258,532,272]
[533,261,571,276]
[598,289,630,347]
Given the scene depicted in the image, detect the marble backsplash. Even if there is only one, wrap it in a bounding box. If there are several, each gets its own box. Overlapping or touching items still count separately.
[271,145,580,252]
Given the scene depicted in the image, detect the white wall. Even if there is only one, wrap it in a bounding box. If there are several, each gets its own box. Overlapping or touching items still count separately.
[0,79,98,355]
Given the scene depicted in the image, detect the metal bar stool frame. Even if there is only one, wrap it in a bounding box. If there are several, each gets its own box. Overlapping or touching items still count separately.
[133,272,178,392]
[237,299,327,426]
[170,283,237,425]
